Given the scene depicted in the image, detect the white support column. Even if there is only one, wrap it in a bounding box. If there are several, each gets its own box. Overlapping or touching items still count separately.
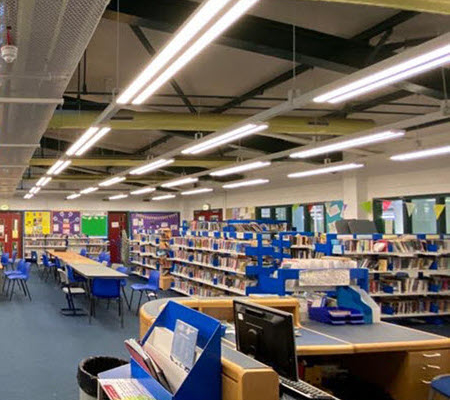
[342,171,369,219]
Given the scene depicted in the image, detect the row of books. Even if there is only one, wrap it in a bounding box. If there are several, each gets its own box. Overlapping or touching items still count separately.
[291,234,324,246]
[341,237,450,254]
[171,237,250,254]
[172,264,252,292]
[359,257,450,272]
[379,298,450,316]
[172,278,224,297]
[170,251,247,273]
[369,278,428,295]
[188,221,227,231]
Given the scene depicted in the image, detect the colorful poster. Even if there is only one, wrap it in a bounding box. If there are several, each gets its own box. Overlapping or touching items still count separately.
[52,211,81,235]
[130,212,179,234]
[81,212,108,237]
[325,200,344,233]
[24,211,51,235]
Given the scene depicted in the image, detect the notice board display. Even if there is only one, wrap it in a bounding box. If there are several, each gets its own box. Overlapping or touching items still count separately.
[52,211,81,235]
[24,211,51,235]
[130,212,179,234]
[81,212,108,237]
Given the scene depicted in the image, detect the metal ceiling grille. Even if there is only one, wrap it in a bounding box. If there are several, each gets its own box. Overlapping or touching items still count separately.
[0,0,109,197]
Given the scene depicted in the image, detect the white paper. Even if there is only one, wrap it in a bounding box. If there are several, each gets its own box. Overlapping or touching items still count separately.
[327,204,340,217]
[74,224,80,232]
[111,222,119,228]
[53,224,59,232]
[99,379,155,400]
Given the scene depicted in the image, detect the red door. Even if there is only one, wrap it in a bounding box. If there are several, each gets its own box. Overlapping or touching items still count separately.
[0,212,22,257]
[193,209,223,221]
[108,212,128,263]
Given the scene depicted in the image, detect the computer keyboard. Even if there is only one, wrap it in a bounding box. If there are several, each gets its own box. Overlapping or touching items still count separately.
[279,376,336,400]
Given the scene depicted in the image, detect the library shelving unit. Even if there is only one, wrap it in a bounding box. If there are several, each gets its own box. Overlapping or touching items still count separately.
[24,234,109,260]
[169,220,281,297]
[129,228,173,290]
[328,233,450,319]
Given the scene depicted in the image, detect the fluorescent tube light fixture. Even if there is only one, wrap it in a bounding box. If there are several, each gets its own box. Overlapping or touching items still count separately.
[288,163,364,179]
[222,178,269,189]
[46,160,64,175]
[24,193,33,199]
[132,0,260,105]
[109,194,128,200]
[66,193,81,200]
[130,187,156,195]
[66,127,100,156]
[161,177,198,188]
[210,161,271,176]
[117,0,233,104]
[99,176,126,187]
[80,187,98,194]
[152,194,176,201]
[181,188,213,196]
[290,130,405,158]
[314,44,450,104]
[129,159,175,175]
[75,127,111,156]
[182,123,268,155]
[390,145,450,161]
[36,177,52,187]
[30,186,41,194]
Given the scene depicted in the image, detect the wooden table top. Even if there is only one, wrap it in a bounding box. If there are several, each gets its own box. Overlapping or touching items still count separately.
[47,250,100,265]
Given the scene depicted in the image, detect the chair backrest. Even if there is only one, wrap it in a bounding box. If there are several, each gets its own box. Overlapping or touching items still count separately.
[58,269,69,285]
[1,253,10,265]
[11,251,17,262]
[116,266,128,274]
[148,270,160,288]
[16,259,26,272]
[66,266,77,283]
[80,248,87,257]
[91,278,120,298]
[21,263,31,280]
[97,251,106,262]
[31,251,38,262]
[54,257,61,269]
[42,254,50,267]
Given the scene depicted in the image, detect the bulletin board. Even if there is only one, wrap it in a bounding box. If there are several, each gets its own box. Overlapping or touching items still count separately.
[130,212,179,234]
[52,211,81,235]
[81,212,108,237]
[24,211,51,235]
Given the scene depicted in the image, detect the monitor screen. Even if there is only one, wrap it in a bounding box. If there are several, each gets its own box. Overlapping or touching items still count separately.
[233,300,298,381]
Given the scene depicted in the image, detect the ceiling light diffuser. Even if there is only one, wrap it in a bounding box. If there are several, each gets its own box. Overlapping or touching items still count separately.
[30,186,41,194]
[390,145,450,161]
[75,127,111,156]
[109,194,128,200]
[152,194,176,201]
[24,193,33,199]
[66,127,100,156]
[132,0,260,105]
[222,178,269,189]
[99,176,126,187]
[210,161,271,176]
[80,187,98,194]
[117,0,233,104]
[314,44,450,104]
[130,187,156,195]
[290,130,405,158]
[161,177,198,188]
[46,160,64,175]
[288,163,364,179]
[66,193,81,200]
[181,188,213,196]
[129,159,175,175]
[36,177,52,187]
[182,123,268,155]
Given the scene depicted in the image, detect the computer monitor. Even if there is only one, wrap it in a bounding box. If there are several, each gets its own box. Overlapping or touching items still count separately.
[233,300,298,381]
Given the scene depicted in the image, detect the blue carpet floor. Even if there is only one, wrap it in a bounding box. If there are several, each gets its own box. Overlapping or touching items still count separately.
[0,269,180,400]
[0,269,448,400]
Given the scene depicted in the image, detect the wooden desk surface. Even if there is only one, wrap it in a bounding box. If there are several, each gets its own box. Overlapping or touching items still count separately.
[47,250,126,279]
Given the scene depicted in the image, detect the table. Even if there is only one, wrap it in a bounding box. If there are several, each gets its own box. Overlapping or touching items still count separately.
[140,297,450,400]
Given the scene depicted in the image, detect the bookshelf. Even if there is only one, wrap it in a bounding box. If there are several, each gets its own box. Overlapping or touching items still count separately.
[129,228,173,289]
[170,220,280,297]
[329,233,450,319]
[24,234,109,260]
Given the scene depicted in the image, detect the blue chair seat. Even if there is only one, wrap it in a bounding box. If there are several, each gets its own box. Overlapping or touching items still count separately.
[130,283,156,291]
[4,270,21,276]
[432,375,450,397]
[7,274,27,280]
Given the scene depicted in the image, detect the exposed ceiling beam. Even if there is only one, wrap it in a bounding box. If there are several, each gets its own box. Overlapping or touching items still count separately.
[39,136,130,156]
[295,0,450,15]
[104,0,445,100]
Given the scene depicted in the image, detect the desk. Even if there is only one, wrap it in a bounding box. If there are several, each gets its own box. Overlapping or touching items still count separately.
[140,296,450,400]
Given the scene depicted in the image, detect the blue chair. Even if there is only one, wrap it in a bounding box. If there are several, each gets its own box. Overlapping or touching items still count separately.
[79,248,87,257]
[129,270,159,315]
[430,375,450,400]
[8,250,17,268]
[5,262,31,301]
[30,251,38,266]
[97,252,106,262]
[1,253,10,270]
[89,278,123,327]
[41,254,56,281]
[2,259,25,293]
[115,266,130,309]
[67,265,87,284]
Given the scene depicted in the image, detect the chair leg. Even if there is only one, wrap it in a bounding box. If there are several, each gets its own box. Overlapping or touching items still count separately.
[5,278,11,296]
[9,280,15,301]
[120,297,124,328]
[19,280,27,296]
[121,287,130,309]
[24,281,32,301]
[2,275,7,293]
[136,290,144,316]
[129,289,134,311]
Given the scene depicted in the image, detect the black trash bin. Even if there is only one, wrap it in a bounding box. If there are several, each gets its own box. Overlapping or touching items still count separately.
[77,356,128,400]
